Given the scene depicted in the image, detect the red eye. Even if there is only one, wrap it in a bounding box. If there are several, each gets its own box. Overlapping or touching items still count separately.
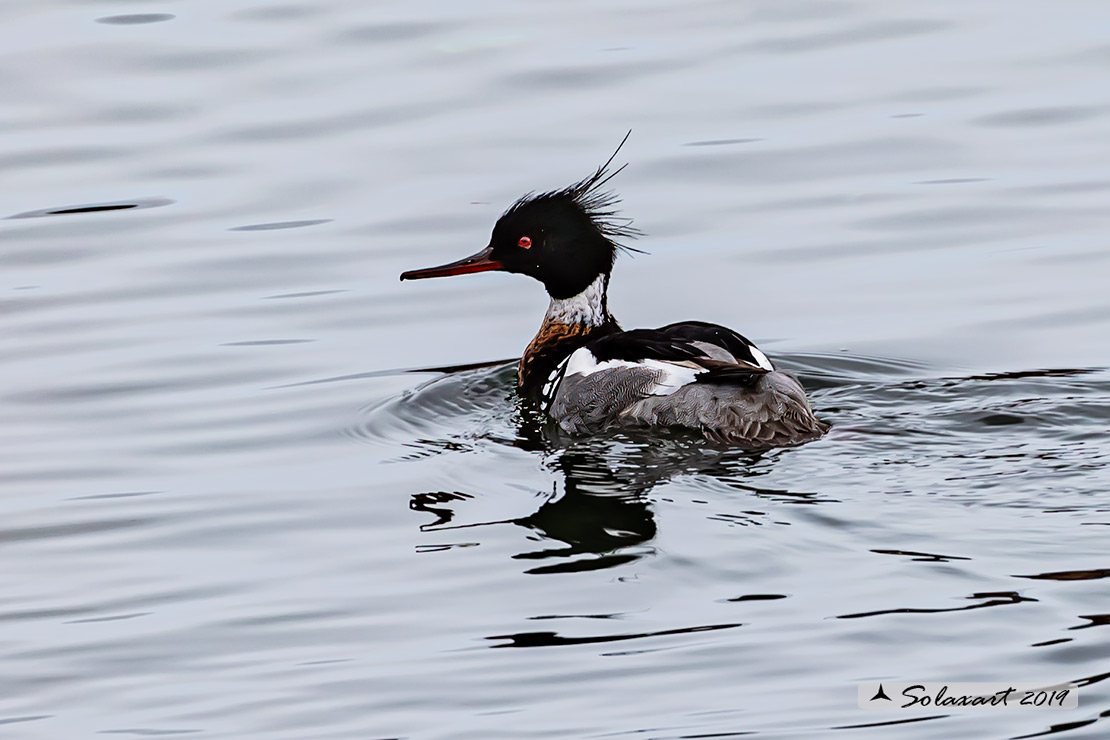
[518,236,532,248]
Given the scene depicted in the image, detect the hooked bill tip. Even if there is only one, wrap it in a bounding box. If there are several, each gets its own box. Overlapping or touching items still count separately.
[399,246,504,282]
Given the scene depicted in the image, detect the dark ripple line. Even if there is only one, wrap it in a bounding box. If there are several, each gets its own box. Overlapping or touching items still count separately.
[66,612,150,625]
[7,197,174,219]
[228,219,332,231]
[0,584,240,624]
[68,491,162,501]
[1016,568,1110,582]
[98,730,200,736]
[95,14,176,25]
[263,290,348,300]
[0,517,154,546]
[0,716,51,726]
[726,594,788,602]
[487,622,741,648]
[522,552,647,575]
[836,591,1035,620]
[1069,614,1110,630]
[871,548,972,563]
[272,358,514,389]
[947,368,1101,383]
[832,714,947,730]
[1011,716,1103,739]
[684,138,762,147]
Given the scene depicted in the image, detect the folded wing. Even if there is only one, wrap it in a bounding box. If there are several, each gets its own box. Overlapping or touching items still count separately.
[546,322,779,434]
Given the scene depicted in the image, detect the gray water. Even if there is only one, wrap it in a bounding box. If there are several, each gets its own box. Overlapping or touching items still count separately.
[2,1,1109,738]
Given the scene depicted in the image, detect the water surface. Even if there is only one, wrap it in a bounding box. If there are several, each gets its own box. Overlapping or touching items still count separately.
[2,1,1109,738]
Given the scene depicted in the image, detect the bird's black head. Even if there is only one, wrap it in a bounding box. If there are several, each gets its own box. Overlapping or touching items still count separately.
[400,133,640,299]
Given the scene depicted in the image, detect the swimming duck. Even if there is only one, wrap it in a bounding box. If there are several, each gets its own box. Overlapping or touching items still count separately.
[400,139,828,449]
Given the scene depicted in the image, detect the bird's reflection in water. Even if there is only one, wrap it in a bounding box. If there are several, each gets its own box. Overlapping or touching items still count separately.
[408,382,814,574]
[512,442,661,574]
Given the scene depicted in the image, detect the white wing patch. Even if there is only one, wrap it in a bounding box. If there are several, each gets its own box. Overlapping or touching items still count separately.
[748,345,774,371]
[540,357,570,410]
[562,347,703,397]
[641,359,702,395]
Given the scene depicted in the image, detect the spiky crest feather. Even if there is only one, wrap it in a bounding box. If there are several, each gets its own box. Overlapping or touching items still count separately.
[501,131,644,255]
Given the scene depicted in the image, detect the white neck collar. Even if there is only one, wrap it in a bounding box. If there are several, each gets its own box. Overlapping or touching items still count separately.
[544,273,609,327]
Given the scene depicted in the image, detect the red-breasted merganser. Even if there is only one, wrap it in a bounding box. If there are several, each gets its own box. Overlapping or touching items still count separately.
[400,138,828,449]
